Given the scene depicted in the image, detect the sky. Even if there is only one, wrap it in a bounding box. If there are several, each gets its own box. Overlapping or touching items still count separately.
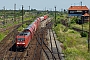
[0,0,90,11]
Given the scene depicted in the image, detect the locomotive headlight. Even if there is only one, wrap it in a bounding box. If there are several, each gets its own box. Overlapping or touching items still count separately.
[17,43,20,44]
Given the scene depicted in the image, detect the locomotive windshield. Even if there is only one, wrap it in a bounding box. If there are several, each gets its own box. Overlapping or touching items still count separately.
[19,32,30,36]
[17,38,25,41]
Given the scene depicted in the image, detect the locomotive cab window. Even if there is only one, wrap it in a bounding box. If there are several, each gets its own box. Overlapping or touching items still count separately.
[19,32,30,36]
[17,38,25,41]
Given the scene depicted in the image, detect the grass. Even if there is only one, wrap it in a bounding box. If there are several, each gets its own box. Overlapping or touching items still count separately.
[53,24,90,60]
[0,23,29,41]
[0,30,9,41]
[51,12,90,59]
[0,12,39,41]
[17,23,29,32]
[0,16,33,41]
[0,33,6,41]
[71,22,89,32]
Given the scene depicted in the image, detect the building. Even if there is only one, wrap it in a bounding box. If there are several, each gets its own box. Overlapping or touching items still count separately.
[68,6,89,22]
[68,6,89,16]
[82,13,89,22]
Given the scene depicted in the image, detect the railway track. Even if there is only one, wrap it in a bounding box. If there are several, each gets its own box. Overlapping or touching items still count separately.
[0,26,20,60]
[0,20,31,60]
[0,18,63,60]
[45,21,63,60]
[30,20,62,60]
[1,19,46,60]
[3,35,38,60]
[30,19,63,60]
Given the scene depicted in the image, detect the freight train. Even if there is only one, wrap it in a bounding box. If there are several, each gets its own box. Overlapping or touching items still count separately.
[16,15,48,49]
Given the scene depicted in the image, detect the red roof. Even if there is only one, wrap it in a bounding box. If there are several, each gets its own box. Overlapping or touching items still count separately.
[82,13,89,16]
[68,6,89,10]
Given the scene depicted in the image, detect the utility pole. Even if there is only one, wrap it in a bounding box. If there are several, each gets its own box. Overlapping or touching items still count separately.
[22,5,24,27]
[81,2,83,31]
[19,8,21,23]
[29,6,30,14]
[68,16,70,27]
[29,6,30,20]
[45,7,46,11]
[81,1,82,7]
[88,9,90,52]
[3,6,5,25]
[14,4,16,22]
[81,1,83,33]
[55,6,56,24]
[45,7,46,14]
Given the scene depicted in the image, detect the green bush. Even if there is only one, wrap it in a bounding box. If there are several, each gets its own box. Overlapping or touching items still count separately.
[71,17,79,24]
[56,19,61,24]
[80,32,87,37]
[58,34,65,43]
[63,27,68,32]
[69,30,75,33]
[54,23,57,27]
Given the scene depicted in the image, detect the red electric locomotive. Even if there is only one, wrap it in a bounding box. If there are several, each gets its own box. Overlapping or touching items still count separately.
[16,32,31,48]
[16,24,35,48]
[43,15,48,20]
[16,15,47,49]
